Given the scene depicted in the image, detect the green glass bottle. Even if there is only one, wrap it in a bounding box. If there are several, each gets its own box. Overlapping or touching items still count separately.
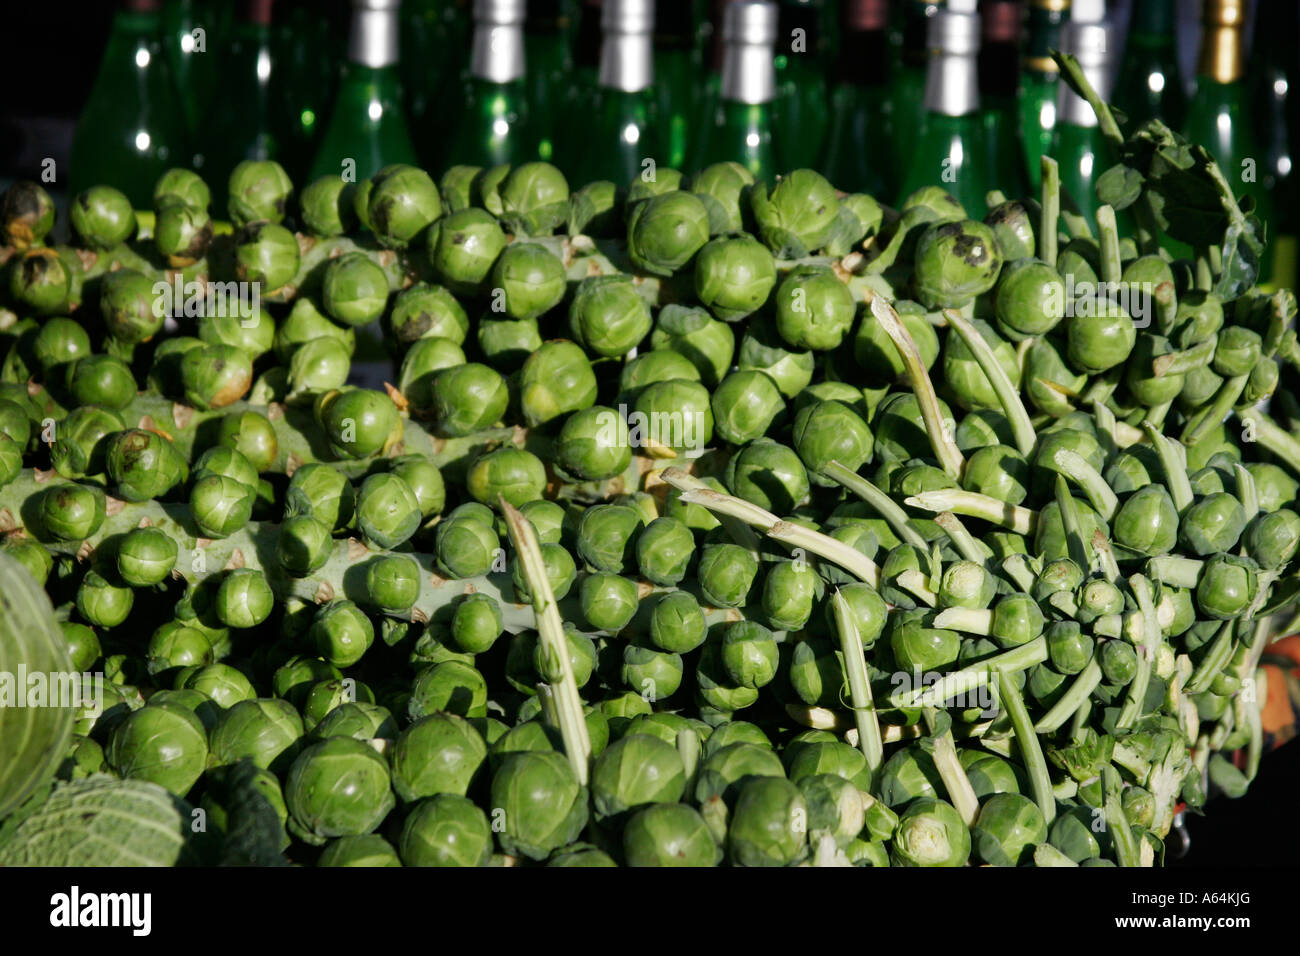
[572,0,604,92]
[899,0,993,212]
[693,0,779,180]
[1185,0,1278,282]
[1050,0,1113,232]
[308,0,418,183]
[443,0,537,168]
[525,0,575,164]
[203,0,286,215]
[773,0,830,171]
[653,0,705,169]
[892,0,940,170]
[690,0,732,157]
[162,0,219,149]
[1248,0,1298,289]
[403,0,472,170]
[1114,0,1185,131]
[277,0,342,182]
[571,0,661,185]
[823,0,894,197]
[979,0,1030,201]
[1018,0,1068,194]
[69,0,192,207]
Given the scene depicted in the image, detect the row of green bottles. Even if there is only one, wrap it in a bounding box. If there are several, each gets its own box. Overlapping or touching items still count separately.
[823,0,894,198]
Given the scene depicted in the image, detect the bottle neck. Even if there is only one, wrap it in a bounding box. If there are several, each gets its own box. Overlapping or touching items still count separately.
[600,31,654,92]
[923,12,980,117]
[721,38,776,104]
[836,27,890,86]
[1023,1,1066,77]
[471,21,526,83]
[349,3,400,68]
[1197,21,1244,84]
[1129,0,1177,36]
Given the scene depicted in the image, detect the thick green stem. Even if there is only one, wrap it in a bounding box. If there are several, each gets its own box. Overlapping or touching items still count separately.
[1153,336,1217,377]
[942,309,1037,457]
[1143,421,1194,512]
[1147,554,1204,588]
[1041,157,1060,267]
[1116,575,1161,732]
[1181,374,1248,446]
[831,589,884,772]
[1237,407,1300,477]
[923,708,981,827]
[1055,475,1093,571]
[1034,660,1103,733]
[889,637,1047,710]
[1053,449,1118,520]
[822,461,929,550]
[1184,621,1236,695]
[933,512,991,565]
[904,490,1037,534]
[995,670,1056,825]
[1096,205,1122,285]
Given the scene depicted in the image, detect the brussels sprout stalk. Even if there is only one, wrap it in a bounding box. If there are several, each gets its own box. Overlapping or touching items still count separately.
[994,671,1055,825]
[933,513,991,566]
[921,708,980,827]
[823,462,929,550]
[829,589,883,771]
[942,310,1037,457]
[1040,157,1060,267]
[1053,449,1118,520]
[1236,407,1300,477]
[1115,576,1161,732]
[889,637,1046,710]
[1033,660,1103,734]
[501,499,591,784]
[904,490,1038,535]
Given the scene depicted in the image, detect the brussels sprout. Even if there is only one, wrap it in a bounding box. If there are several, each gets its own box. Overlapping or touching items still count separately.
[427,207,507,295]
[367,164,442,247]
[635,516,695,587]
[496,162,569,234]
[689,161,754,234]
[227,159,292,226]
[574,503,640,574]
[152,167,210,211]
[1066,302,1136,375]
[913,220,1004,308]
[190,475,255,538]
[3,537,53,586]
[553,405,633,481]
[972,792,1047,867]
[208,698,304,772]
[694,236,777,322]
[276,514,333,576]
[299,176,357,236]
[179,343,253,410]
[283,464,355,532]
[1196,554,1258,620]
[408,661,489,719]
[712,369,786,445]
[285,737,396,845]
[60,621,102,672]
[640,591,704,655]
[100,269,165,344]
[154,198,212,266]
[490,751,590,860]
[311,702,398,742]
[995,258,1065,339]
[697,543,759,609]
[725,438,810,513]
[318,834,401,867]
[644,307,733,389]
[624,803,721,866]
[568,275,652,357]
[518,340,599,428]
[854,301,941,381]
[626,190,710,276]
[318,388,400,459]
[181,663,256,709]
[960,751,1022,800]
[38,483,106,542]
[1179,493,1247,556]
[800,774,868,847]
[1245,509,1300,570]
[738,319,815,399]
[621,642,684,699]
[590,734,686,818]
[105,701,209,796]
[354,472,420,550]
[145,623,213,677]
[749,169,840,257]
[984,198,1035,259]
[489,242,566,320]
[510,541,578,604]
[76,570,134,628]
[286,336,351,399]
[430,363,510,436]
[774,267,856,351]
[387,283,470,352]
[359,554,419,614]
[465,446,546,509]
[891,797,971,867]
[233,221,300,292]
[2,180,56,247]
[391,713,488,803]
[449,593,505,655]
[398,794,491,867]
[717,621,779,690]
[832,582,889,649]
[322,252,390,327]
[619,350,703,400]
[728,776,808,867]
[877,746,944,807]
[787,741,872,792]
[31,317,91,372]
[214,568,274,629]
[435,514,501,579]
[579,573,640,633]
[310,600,375,669]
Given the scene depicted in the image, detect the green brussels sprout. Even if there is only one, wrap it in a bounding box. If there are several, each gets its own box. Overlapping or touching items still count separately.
[67,184,135,248]
[193,444,259,489]
[153,167,210,211]
[888,609,960,671]
[626,190,710,276]
[435,514,501,578]
[391,713,488,803]
[554,405,634,481]
[145,623,213,677]
[576,504,642,574]
[971,792,1046,866]
[749,169,841,257]
[774,267,856,351]
[105,701,209,796]
[1111,484,1179,557]
[631,379,715,457]
[214,568,274,629]
[190,475,255,538]
[1196,554,1258,620]
[799,774,868,847]
[283,464,354,532]
[942,318,1021,412]
[476,315,542,370]
[355,472,421,549]
[366,164,443,247]
[635,516,695,586]
[299,176,357,236]
[1179,492,1247,556]
[288,336,352,398]
[386,284,470,354]
[984,199,1035,259]
[1066,301,1137,375]
[913,220,1004,308]
[728,777,808,867]
[959,445,1029,504]
[426,207,508,295]
[154,198,213,265]
[994,258,1065,339]
[446,594,503,656]
[696,742,784,805]
[937,560,998,610]
[490,751,590,860]
[3,537,53,586]
[627,168,684,204]
[233,221,301,292]
[208,698,304,772]
[30,318,91,372]
[518,340,599,428]
[590,734,686,818]
[697,543,759,608]
[285,736,396,844]
[497,162,570,235]
[322,252,390,326]
[960,751,1022,800]
[178,343,254,410]
[0,434,19,487]
[399,793,492,867]
[1098,639,1138,685]
[510,542,578,604]
[429,362,510,436]
[831,582,889,648]
[465,446,546,509]
[271,656,342,709]
[1033,496,1108,563]
[718,621,779,689]
[891,797,971,867]
[689,161,754,234]
[317,388,400,459]
[711,369,786,445]
[737,319,815,399]
[694,236,777,322]
[277,514,333,576]
[362,554,421,614]
[786,740,872,790]
[197,304,276,360]
[580,573,641,633]
[2,180,56,247]
[877,746,943,807]
[648,304,735,387]
[440,165,481,211]
[725,438,810,513]
[761,560,822,632]
[388,326,464,407]
[227,159,293,226]
[408,661,489,719]
[568,275,653,357]
[642,591,704,654]
[211,410,275,475]
[1045,621,1094,675]
[317,835,401,867]
[311,702,397,742]
[664,475,728,533]
[384,458,443,522]
[618,349,702,400]
[99,268,164,343]
[297,677,376,731]
[623,803,721,866]
[1245,509,1300,570]
[1245,463,1298,513]
[621,642,684,699]
[489,242,566,320]
[60,622,102,672]
[181,663,256,708]
[310,600,375,669]
[854,301,941,382]
[38,483,106,541]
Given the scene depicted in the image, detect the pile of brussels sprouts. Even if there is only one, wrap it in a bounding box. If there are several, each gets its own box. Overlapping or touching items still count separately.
[3,83,1300,868]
